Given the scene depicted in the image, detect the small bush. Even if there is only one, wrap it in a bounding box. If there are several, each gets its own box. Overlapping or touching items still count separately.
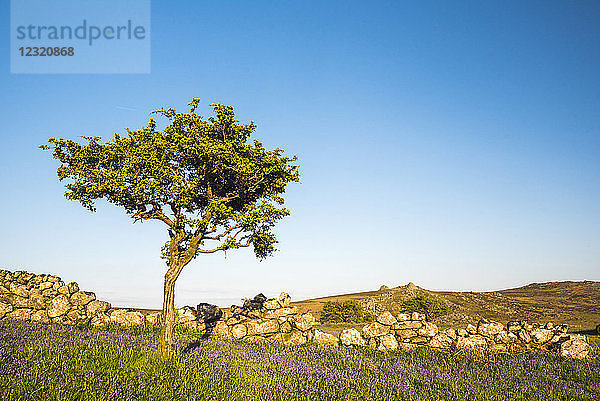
[320,300,371,323]
[401,295,451,321]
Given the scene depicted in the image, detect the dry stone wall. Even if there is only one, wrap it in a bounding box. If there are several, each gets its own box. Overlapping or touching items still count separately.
[169,293,320,346]
[0,269,143,327]
[352,311,593,360]
[0,270,593,359]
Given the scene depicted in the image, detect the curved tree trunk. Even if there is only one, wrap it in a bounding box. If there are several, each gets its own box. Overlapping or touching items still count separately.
[160,258,187,358]
[159,230,199,358]
[160,275,177,358]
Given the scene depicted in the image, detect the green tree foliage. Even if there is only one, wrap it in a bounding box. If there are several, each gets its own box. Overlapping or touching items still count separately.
[320,300,371,323]
[41,99,299,357]
[401,295,451,321]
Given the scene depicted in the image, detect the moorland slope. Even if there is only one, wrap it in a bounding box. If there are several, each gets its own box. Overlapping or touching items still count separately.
[290,280,600,331]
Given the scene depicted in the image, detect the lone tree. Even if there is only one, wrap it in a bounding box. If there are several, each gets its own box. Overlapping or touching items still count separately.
[41,99,299,357]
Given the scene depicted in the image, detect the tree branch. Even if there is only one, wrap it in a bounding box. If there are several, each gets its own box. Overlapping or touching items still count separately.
[133,203,175,227]
[202,224,242,240]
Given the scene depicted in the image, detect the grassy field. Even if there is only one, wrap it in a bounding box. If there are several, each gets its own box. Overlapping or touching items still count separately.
[1,319,599,400]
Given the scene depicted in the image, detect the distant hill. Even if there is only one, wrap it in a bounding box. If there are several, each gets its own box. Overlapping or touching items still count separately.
[291,280,600,330]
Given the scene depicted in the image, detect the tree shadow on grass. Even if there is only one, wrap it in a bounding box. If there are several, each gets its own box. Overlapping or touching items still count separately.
[570,328,598,336]
[181,325,214,354]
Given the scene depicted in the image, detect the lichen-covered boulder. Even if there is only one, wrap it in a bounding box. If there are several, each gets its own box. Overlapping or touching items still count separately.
[242,294,267,311]
[417,321,439,337]
[362,322,389,338]
[211,321,231,339]
[0,284,9,295]
[409,336,429,344]
[495,331,512,345]
[280,331,307,346]
[377,311,397,326]
[7,308,33,320]
[518,330,532,343]
[507,321,522,332]
[28,289,46,310]
[263,299,280,310]
[530,328,554,344]
[177,306,197,322]
[278,292,291,307]
[0,302,14,318]
[145,312,161,325]
[91,313,111,327]
[110,309,144,326]
[66,282,79,294]
[12,296,30,308]
[428,332,454,349]
[456,335,488,350]
[9,282,29,298]
[231,323,247,339]
[57,285,70,295]
[392,320,422,330]
[38,281,52,291]
[397,313,411,321]
[443,328,458,341]
[477,320,504,338]
[313,330,339,347]
[398,342,419,352]
[340,328,366,347]
[246,319,279,336]
[47,295,71,318]
[396,329,418,341]
[67,309,86,323]
[70,291,96,306]
[31,310,50,323]
[378,333,398,350]
[87,300,111,315]
[265,306,298,319]
[196,303,222,323]
[227,315,247,326]
[279,320,292,333]
[294,313,316,332]
[559,335,592,359]
[489,343,508,352]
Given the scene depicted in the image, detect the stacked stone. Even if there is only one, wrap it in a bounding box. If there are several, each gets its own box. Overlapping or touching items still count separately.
[169,292,320,346]
[450,320,567,352]
[208,292,319,346]
[357,312,439,351]
[415,317,591,359]
[342,311,592,358]
[446,319,591,358]
[0,269,111,325]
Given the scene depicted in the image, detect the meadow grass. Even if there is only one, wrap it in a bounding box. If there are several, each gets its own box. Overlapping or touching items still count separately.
[0,319,598,400]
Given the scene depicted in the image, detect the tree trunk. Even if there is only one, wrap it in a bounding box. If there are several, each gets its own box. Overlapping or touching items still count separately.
[160,267,180,358]
[159,230,197,358]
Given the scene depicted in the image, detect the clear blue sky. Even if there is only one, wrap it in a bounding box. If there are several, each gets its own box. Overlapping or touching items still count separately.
[1,1,598,308]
